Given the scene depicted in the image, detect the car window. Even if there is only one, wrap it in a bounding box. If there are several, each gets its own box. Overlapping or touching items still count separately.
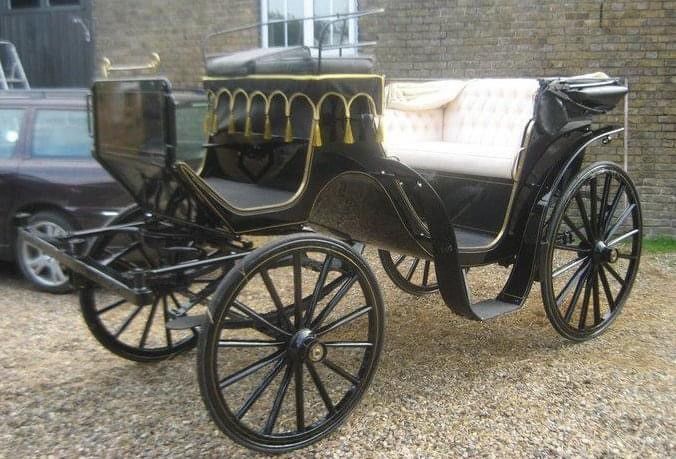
[0,109,24,158]
[32,109,92,158]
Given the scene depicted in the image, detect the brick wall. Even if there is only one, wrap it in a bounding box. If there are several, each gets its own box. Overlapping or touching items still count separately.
[93,0,675,236]
[93,0,259,87]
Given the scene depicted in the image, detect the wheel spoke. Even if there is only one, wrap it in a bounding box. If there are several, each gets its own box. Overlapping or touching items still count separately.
[113,304,144,338]
[563,216,589,244]
[589,177,599,238]
[604,263,626,287]
[607,229,640,247]
[263,364,293,435]
[394,255,405,268]
[219,349,286,390]
[323,358,359,385]
[605,204,636,240]
[293,253,303,328]
[232,301,292,338]
[554,244,590,253]
[324,341,374,348]
[563,264,589,323]
[162,296,173,348]
[260,270,293,331]
[405,258,419,282]
[556,260,590,307]
[236,358,286,421]
[138,297,159,349]
[316,305,372,337]
[603,182,626,234]
[311,274,359,328]
[592,271,602,326]
[306,360,334,415]
[422,260,431,286]
[598,267,616,311]
[305,255,333,327]
[295,362,305,432]
[598,173,612,230]
[574,194,594,240]
[97,298,126,315]
[218,340,285,348]
[553,257,588,278]
[578,268,595,330]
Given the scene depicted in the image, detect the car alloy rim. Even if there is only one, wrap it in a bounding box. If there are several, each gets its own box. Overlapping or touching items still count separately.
[22,221,69,287]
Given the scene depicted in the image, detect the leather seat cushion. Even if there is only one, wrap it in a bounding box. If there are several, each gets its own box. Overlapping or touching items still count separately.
[384,141,519,179]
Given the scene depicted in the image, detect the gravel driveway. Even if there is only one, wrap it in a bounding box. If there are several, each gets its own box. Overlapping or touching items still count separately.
[1,250,674,458]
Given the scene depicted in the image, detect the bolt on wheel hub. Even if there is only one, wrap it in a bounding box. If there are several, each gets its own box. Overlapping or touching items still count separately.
[288,329,326,363]
[594,240,619,264]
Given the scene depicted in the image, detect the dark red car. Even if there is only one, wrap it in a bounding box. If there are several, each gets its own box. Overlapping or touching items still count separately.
[0,89,129,292]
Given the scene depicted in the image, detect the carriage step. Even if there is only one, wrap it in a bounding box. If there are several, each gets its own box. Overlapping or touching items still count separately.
[469,300,522,321]
[166,314,207,330]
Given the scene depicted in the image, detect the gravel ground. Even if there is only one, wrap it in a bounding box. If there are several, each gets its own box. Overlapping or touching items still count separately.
[0,249,674,458]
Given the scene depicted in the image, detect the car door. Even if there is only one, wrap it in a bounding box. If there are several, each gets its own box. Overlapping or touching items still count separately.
[0,107,26,259]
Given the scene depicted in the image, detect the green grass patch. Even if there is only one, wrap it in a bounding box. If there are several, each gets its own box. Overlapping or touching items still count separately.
[643,237,676,254]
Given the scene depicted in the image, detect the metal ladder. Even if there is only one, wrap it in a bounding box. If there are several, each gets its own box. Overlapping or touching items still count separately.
[0,41,30,90]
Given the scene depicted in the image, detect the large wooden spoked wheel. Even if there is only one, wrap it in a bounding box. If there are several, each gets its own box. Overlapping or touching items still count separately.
[541,162,642,341]
[198,234,385,453]
[80,207,228,362]
[378,250,438,295]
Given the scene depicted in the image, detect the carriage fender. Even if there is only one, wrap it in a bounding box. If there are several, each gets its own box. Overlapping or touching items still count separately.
[497,126,625,304]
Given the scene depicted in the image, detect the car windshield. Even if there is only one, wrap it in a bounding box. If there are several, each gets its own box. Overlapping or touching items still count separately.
[32,109,92,158]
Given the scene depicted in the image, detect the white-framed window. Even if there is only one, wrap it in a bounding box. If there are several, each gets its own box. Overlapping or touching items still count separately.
[261,0,358,54]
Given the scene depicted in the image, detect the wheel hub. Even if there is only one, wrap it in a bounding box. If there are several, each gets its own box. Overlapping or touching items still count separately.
[288,329,325,363]
[594,241,619,264]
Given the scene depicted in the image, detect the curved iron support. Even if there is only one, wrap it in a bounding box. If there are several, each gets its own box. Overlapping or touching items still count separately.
[496,126,625,306]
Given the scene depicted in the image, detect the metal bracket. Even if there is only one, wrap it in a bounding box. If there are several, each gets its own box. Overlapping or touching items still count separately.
[101,53,161,78]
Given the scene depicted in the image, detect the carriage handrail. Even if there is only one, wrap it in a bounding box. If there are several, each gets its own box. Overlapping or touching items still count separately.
[201,8,384,66]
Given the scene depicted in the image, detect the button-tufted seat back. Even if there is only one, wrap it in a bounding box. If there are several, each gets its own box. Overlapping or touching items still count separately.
[383,78,539,180]
[382,108,444,142]
[442,79,538,148]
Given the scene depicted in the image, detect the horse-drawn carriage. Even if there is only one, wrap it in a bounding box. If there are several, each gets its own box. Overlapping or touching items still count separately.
[20,9,641,453]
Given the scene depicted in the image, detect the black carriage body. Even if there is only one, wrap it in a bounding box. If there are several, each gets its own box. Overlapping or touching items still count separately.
[19,8,643,452]
[91,74,624,249]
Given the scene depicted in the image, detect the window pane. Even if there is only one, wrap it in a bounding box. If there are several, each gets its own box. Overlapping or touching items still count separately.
[10,0,40,9]
[0,109,24,158]
[32,110,92,158]
[287,0,304,46]
[268,0,285,46]
[314,0,353,47]
[49,0,80,6]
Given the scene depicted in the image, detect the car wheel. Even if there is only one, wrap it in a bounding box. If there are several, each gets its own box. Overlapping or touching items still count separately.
[16,210,74,294]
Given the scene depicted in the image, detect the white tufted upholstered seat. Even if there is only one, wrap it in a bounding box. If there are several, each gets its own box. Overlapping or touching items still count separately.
[383,79,540,180]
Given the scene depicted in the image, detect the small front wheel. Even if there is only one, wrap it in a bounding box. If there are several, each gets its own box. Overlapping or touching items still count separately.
[541,162,642,341]
[198,234,385,453]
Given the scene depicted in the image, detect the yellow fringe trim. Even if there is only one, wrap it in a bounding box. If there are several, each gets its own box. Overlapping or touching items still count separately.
[312,119,323,148]
[284,117,293,143]
[344,117,354,144]
[244,116,252,137]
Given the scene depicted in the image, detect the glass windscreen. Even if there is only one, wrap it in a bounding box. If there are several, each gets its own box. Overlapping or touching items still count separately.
[95,80,166,160]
